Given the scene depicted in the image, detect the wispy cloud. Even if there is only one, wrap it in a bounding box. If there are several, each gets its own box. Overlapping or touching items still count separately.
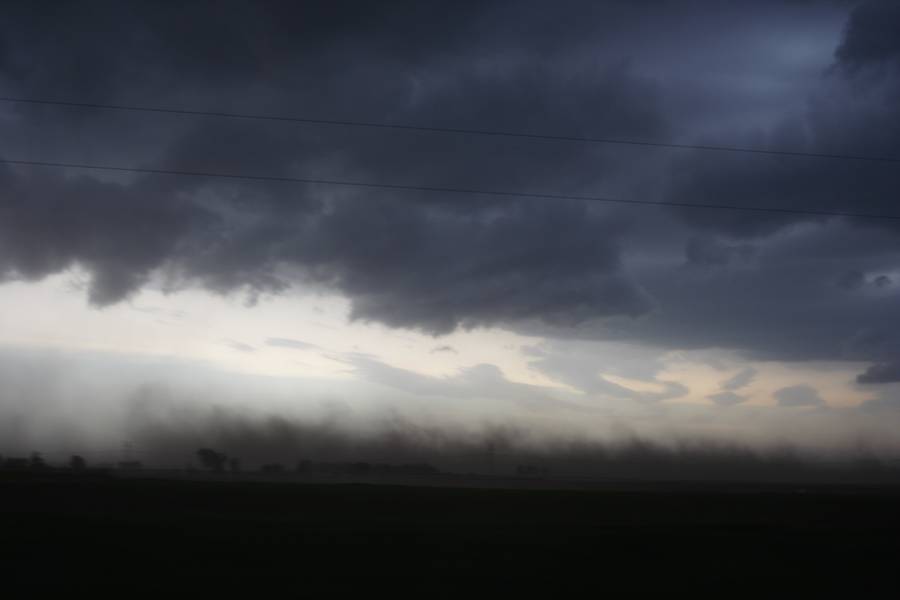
[266,338,319,351]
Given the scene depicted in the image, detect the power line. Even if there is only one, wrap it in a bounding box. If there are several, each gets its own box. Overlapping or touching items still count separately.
[2,96,899,165]
[3,157,899,221]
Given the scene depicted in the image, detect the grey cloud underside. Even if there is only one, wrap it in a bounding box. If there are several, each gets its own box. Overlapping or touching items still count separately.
[0,1,663,335]
[1,1,900,371]
[773,385,825,408]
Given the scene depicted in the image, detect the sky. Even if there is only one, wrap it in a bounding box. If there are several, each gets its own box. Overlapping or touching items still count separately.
[2,0,900,468]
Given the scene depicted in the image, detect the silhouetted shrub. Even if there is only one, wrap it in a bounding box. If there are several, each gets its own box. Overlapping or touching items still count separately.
[196,448,228,472]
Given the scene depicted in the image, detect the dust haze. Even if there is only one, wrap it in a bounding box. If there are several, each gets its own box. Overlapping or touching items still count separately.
[3,349,899,484]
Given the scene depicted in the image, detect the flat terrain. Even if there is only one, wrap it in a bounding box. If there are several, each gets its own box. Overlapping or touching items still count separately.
[3,471,899,593]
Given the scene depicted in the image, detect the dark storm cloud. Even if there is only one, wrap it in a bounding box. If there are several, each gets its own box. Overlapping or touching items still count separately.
[609,0,900,376]
[0,164,216,304]
[1,0,900,372]
[0,0,665,332]
[663,1,900,236]
[684,236,756,268]
[835,0,900,67]
[529,220,900,366]
[670,0,900,237]
[836,269,867,291]
[857,361,900,385]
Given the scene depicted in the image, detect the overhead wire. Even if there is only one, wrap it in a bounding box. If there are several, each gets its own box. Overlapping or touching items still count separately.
[3,157,898,221]
[2,96,899,164]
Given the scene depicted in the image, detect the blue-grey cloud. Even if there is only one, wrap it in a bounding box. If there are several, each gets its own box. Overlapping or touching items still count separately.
[266,338,319,351]
[721,367,758,392]
[225,340,255,353]
[773,385,825,408]
[707,391,747,407]
[525,343,689,403]
[341,353,579,411]
[431,345,458,354]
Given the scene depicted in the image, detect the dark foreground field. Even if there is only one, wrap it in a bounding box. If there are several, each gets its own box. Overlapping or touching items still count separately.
[3,472,899,593]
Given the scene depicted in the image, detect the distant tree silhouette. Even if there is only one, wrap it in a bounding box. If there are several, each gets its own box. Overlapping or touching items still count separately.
[515,464,548,477]
[228,457,241,473]
[349,462,372,475]
[3,456,28,470]
[196,448,228,472]
[69,455,87,470]
[29,452,46,470]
